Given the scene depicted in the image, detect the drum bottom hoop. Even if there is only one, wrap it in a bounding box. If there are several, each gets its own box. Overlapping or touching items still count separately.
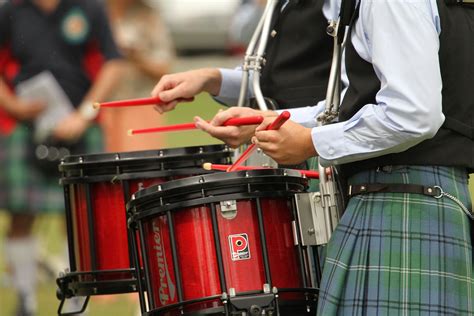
[57,269,138,297]
[146,289,319,316]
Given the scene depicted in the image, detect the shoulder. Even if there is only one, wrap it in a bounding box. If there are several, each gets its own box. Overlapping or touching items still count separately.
[65,0,106,16]
[359,0,440,33]
[360,0,438,19]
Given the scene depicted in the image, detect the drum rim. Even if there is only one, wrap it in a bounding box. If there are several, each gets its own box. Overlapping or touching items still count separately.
[145,288,319,315]
[130,168,303,200]
[127,168,308,222]
[59,144,231,171]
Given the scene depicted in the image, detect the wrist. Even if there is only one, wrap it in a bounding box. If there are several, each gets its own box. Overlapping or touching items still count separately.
[203,68,222,96]
[78,100,99,121]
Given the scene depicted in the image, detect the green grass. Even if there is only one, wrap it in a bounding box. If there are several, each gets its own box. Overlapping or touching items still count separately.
[161,93,227,148]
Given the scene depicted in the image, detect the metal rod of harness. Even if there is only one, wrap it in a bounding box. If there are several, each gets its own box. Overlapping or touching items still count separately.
[237,0,279,110]
[316,0,357,241]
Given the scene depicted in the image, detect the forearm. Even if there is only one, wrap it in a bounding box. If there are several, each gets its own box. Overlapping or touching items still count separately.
[130,55,171,81]
[0,77,17,112]
[82,59,125,104]
[76,59,124,121]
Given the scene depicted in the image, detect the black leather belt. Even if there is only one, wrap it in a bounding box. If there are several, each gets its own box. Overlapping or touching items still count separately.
[348,183,441,197]
[348,183,474,220]
[445,0,474,5]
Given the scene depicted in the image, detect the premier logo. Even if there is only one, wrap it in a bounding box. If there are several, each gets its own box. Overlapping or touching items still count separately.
[229,233,251,261]
[152,220,176,305]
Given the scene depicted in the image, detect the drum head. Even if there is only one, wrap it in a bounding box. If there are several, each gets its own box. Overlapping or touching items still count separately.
[60,145,232,183]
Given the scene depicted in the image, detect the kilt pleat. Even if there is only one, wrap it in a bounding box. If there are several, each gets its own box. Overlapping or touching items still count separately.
[317,165,473,315]
[0,123,103,213]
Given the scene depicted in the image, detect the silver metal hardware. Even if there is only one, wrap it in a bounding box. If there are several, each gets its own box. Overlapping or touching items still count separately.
[295,190,340,246]
[237,0,279,110]
[433,185,474,219]
[220,200,238,220]
[263,283,271,294]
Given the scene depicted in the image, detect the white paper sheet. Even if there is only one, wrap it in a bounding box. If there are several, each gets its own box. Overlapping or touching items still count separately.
[16,71,74,142]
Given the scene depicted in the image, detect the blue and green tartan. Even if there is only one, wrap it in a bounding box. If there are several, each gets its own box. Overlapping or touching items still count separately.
[317,165,473,315]
[0,123,103,213]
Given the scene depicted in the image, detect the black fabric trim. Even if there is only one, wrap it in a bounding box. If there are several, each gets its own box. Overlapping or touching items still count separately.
[347,183,440,197]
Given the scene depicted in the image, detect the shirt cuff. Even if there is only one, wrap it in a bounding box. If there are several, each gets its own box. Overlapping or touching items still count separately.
[276,100,326,128]
[312,123,346,166]
[213,68,244,106]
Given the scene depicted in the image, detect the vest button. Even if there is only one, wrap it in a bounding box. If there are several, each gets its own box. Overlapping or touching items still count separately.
[271,30,277,38]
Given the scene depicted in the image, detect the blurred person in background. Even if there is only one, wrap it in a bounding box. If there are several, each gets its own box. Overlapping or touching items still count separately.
[102,0,175,152]
[228,0,266,54]
[0,0,123,315]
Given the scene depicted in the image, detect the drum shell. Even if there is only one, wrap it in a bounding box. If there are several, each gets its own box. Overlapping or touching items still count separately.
[129,169,314,314]
[59,145,232,296]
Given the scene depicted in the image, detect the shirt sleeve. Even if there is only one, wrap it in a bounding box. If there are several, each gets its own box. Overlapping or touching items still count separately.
[214,67,256,106]
[313,0,444,166]
[89,1,121,61]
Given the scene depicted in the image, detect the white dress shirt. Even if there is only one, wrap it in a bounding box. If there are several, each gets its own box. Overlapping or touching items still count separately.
[218,0,444,167]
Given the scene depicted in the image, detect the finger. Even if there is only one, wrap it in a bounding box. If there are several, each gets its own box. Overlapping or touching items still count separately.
[195,116,239,139]
[159,84,188,103]
[255,118,272,132]
[151,75,173,97]
[160,101,178,113]
[153,105,163,114]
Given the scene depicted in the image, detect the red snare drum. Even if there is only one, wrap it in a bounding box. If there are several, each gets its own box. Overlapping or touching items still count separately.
[56,145,232,305]
[128,169,318,316]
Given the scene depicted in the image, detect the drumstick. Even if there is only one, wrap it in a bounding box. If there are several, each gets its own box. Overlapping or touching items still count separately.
[93,96,195,109]
[227,111,291,172]
[128,115,264,135]
[203,162,321,179]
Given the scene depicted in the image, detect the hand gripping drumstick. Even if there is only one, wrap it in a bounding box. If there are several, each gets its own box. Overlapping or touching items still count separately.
[127,116,265,135]
[227,111,291,172]
[203,162,321,179]
[92,96,195,109]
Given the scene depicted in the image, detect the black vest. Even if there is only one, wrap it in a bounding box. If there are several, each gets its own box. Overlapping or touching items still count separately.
[339,1,474,177]
[260,0,332,109]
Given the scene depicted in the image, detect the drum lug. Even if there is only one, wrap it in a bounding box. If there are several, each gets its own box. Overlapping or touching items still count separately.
[295,192,338,246]
[220,200,238,220]
[225,285,279,316]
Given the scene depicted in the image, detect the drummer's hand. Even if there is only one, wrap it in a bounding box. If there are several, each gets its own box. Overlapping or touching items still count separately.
[194,107,275,148]
[252,118,317,165]
[52,112,89,142]
[151,68,222,114]
[6,99,46,121]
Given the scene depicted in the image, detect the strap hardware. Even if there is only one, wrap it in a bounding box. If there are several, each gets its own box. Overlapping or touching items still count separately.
[348,183,473,219]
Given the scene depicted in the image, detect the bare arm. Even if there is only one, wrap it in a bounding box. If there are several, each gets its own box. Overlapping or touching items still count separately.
[0,77,45,121]
[53,59,125,141]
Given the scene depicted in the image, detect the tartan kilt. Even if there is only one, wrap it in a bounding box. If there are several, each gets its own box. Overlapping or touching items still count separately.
[317,165,473,315]
[0,123,103,213]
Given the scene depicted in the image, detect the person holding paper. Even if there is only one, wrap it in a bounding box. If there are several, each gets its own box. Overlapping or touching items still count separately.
[0,0,123,314]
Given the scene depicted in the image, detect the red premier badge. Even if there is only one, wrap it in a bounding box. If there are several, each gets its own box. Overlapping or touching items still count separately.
[228,233,251,261]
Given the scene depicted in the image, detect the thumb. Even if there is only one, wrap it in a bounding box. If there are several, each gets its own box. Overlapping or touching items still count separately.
[159,87,186,103]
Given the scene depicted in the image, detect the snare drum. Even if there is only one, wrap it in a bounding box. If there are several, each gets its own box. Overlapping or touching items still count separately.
[56,145,232,304]
[128,169,319,316]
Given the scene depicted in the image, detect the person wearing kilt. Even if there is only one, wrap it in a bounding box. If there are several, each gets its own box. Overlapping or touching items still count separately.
[193,0,474,314]
[0,0,123,314]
